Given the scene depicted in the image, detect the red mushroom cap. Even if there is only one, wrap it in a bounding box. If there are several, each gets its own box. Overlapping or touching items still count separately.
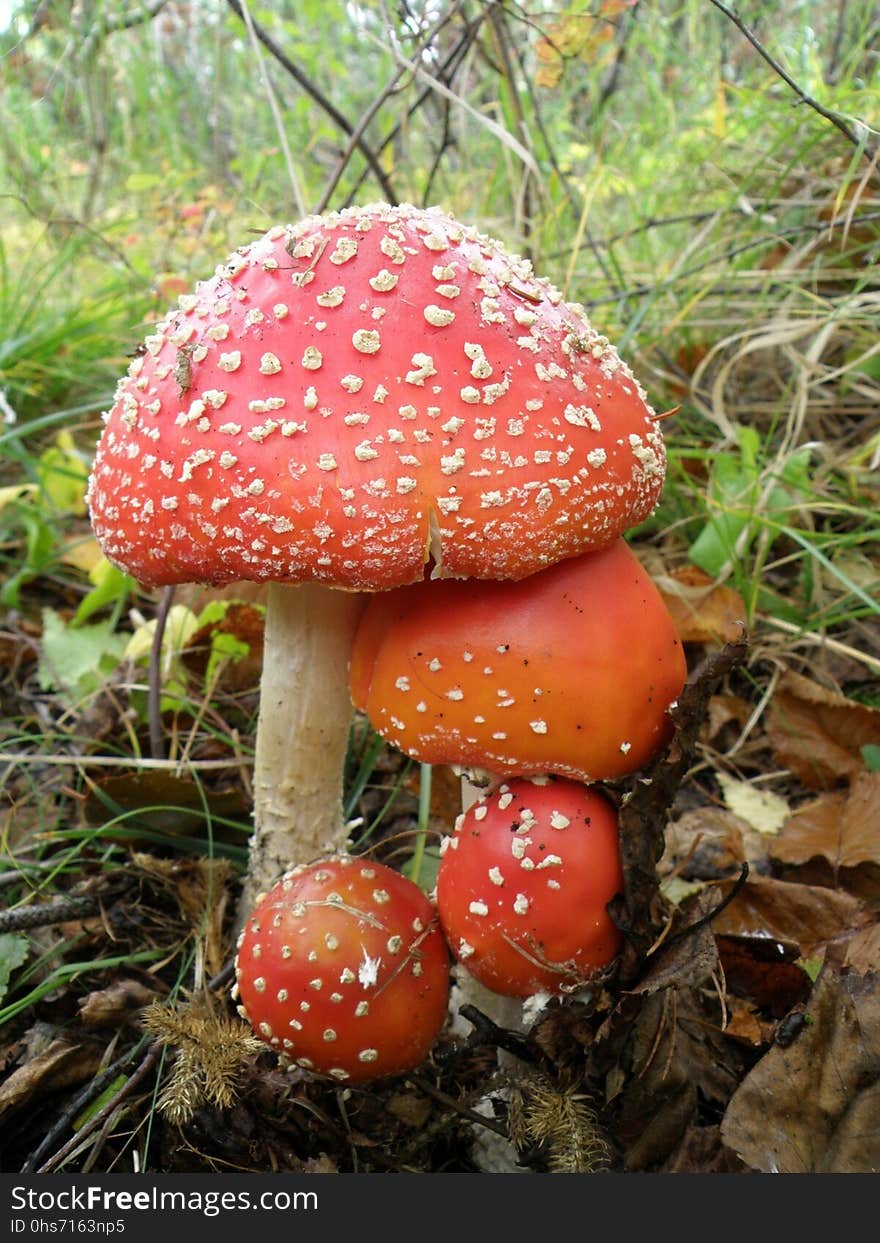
[234,855,450,1083]
[349,538,686,782]
[436,777,624,997]
[88,203,665,590]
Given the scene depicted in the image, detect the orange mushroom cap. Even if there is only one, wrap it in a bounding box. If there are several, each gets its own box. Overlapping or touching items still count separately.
[436,777,624,997]
[234,855,450,1083]
[349,539,687,782]
[88,203,665,590]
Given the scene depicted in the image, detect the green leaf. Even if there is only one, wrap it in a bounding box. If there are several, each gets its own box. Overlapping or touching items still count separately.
[74,1074,129,1130]
[688,448,758,576]
[0,499,57,607]
[862,744,880,773]
[124,172,163,192]
[0,934,30,1005]
[38,608,128,706]
[36,430,89,515]
[72,559,133,626]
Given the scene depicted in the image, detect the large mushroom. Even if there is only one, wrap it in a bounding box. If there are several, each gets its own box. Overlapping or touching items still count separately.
[87,202,666,916]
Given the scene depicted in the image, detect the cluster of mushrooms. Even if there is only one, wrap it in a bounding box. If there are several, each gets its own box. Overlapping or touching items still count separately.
[88,202,686,1086]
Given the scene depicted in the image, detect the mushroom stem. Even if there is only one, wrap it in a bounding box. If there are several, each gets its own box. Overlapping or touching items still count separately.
[238,582,366,919]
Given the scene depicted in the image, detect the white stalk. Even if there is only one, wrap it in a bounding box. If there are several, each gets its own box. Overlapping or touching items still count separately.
[238,582,365,920]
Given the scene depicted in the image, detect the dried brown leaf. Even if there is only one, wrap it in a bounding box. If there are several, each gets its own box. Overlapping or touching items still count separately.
[723,1001,774,1048]
[716,935,812,1017]
[772,771,880,870]
[614,638,749,973]
[721,963,880,1172]
[766,671,880,789]
[78,978,161,1028]
[706,693,752,741]
[0,1039,104,1117]
[710,873,869,957]
[613,989,743,1170]
[661,806,747,881]
[632,891,720,996]
[83,773,249,843]
[659,1123,747,1173]
[845,923,880,975]
[655,565,748,646]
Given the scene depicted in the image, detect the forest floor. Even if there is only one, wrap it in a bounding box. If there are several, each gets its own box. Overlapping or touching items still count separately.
[1,540,878,1174]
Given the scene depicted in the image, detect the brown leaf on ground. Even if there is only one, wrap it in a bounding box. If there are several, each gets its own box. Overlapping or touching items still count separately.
[709,873,869,957]
[658,1123,748,1173]
[765,671,880,789]
[706,693,752,742]
[716,935,813,1017]
[0,1039,104,1118]
[613,638,749,974]
[654,565,748,646]
[83,772,249,845]
[721,961,880,1171]
[771,771,880,870]
[723,1000,775,1049]
[609,988,744,1170]
[845,924,880,975]
[660,806,747,882]
[630,892,720,997]
[78,978,162,1028]
[181,601,265,692]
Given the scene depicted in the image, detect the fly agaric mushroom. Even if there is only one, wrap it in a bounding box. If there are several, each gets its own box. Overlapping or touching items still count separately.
[349,538,686,784]
[234,854,450,1083]
[86,202,666,916]
[436,777,624,996]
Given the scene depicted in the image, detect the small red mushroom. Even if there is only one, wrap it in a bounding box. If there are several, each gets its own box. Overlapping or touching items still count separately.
[234,855,450,1083]
[349,539,686,783]
[436,777,624,997]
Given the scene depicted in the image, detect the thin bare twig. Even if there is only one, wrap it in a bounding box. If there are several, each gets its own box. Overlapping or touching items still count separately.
[0,895,100,933]
[223,0,397,205]
[405,1072,510,1137]
[30,964,236,1175]
[236,0,306,217]
[585,207,880,308]
[148,585,176,761]
[486,2,535,253]
[36,1041,164,1173]
[21,1035,154,1173]
[594,0,643,115]
[0,753,252,770]
[709,0,876,161]
[317,0,479,215]
[343,11,488,209]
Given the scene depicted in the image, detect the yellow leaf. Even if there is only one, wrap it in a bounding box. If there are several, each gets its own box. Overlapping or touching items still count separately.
[717,774,789,836]
[38,431,89,516]
[58,537,105,576]
[125,605,200,668]
[0,483,36,512]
